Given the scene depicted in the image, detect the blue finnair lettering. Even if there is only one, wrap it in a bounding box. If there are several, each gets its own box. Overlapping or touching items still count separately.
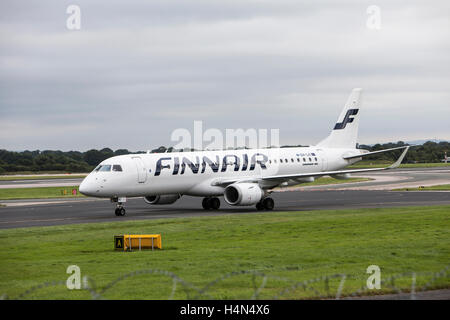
[154,157,171,176]
[201,155,220,173]
[180,156,200,174]
[249,153,268,170]
[334,109,358,130]
[154,154,268,176]
[221,155,240,172]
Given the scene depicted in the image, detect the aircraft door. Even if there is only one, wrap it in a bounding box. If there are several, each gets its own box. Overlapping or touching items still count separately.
[132,157,147,183]
[317,149,328,171]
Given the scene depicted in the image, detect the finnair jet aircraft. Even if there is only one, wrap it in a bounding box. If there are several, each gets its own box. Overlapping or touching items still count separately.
[79,88,409,216]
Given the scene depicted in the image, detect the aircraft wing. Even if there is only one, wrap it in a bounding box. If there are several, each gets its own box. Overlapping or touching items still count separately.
[342,145,409,160]
[211,146,409,187]
[211,176,260,187]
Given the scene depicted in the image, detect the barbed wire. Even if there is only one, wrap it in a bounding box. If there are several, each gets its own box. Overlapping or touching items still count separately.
[3,265,449,300]
[346,265,450,299]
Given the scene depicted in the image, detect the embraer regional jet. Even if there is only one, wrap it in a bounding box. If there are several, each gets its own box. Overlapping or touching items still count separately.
[79,88,409,216]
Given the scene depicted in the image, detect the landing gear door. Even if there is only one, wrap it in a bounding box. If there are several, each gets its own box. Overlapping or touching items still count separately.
[132,157,147,183]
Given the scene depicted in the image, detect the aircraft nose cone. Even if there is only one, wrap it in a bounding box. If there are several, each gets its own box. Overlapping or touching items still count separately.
[79,177,96,196]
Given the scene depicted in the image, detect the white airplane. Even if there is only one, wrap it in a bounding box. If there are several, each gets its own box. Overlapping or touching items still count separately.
[79,88,409,216]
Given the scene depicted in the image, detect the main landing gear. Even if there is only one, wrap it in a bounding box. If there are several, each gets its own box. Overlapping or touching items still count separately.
[202,197,221,210]
[256,197,274,211]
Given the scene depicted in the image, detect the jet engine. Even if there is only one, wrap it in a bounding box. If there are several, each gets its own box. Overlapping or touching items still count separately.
[144,194,181,205]
[224,183,264,206]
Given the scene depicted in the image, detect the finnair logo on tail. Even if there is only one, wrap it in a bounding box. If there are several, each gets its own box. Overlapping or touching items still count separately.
[334,109,359,130]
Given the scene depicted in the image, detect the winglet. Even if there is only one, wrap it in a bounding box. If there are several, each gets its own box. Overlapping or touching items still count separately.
[388,146,410,169]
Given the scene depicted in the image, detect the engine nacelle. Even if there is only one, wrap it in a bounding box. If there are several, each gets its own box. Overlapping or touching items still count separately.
[330,173,352,180]
[224,183,264,206]
[144,194,180,205]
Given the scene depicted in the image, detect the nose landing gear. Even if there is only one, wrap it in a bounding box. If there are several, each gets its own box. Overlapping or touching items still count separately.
[112,197,127,216]
[115,205,126,216]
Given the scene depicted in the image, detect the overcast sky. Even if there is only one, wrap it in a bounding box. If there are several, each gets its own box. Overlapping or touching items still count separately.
[1,0,449,151]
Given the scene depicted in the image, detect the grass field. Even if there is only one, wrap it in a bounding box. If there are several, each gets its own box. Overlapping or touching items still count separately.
[394,184,450,191]
[349,161,450,169]
[0,205,448,300]
[0,175,87,181]
[0,186,84,200]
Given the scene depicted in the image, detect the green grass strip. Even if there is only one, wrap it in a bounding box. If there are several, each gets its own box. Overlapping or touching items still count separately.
[0,186,84,200]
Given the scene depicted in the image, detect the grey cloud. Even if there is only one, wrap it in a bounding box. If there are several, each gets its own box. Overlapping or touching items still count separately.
[0,0,449,151]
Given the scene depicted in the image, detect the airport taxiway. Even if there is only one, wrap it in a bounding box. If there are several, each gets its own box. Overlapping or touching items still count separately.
[0,167,449,229]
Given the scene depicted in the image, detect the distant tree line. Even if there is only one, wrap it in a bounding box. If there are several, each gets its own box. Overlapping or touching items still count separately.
[0,141,448,173]
[358,141,449,163]
[0,148,131,173]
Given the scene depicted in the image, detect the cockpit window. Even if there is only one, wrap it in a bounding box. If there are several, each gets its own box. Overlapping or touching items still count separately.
[112,165,123,172]
[98,165,112,172]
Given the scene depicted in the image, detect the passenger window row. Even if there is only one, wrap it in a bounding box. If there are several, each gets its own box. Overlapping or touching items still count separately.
[268,157,318,165]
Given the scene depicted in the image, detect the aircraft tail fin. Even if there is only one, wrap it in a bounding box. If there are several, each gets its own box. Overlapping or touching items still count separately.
[317,88,363,148]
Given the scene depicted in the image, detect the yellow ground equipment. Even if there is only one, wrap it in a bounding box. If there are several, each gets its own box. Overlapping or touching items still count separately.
[114,234,162,251]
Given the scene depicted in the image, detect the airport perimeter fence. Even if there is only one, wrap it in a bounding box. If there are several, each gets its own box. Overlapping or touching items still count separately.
[2,265,449,300]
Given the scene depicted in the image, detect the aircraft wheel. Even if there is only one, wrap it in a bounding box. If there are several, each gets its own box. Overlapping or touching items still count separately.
[262,197,274,210]
[115,207,126,216]
[256,201,264,211]
[202,197,211,210]
[210,197,220,210]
